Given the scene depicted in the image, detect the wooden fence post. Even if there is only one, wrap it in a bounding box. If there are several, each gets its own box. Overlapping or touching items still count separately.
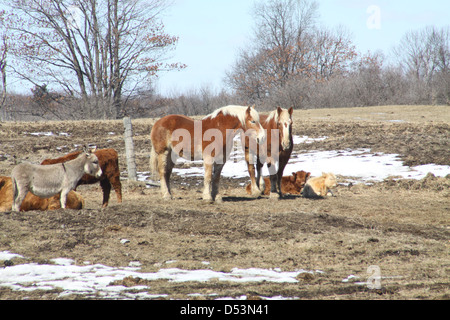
[123,116,137,181]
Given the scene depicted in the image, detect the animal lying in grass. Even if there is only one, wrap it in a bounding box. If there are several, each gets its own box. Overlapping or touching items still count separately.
[246,170,311,196]
[302,172,337,198]
[0,176,84,212]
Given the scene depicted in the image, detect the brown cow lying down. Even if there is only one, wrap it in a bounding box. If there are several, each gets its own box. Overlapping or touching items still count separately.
[41,148,122,208]
[246,171,311,196]
[0,176,84,212]
[302,172,337,198]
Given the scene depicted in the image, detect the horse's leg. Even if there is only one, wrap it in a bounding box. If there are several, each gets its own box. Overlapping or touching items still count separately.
[266,159,280,199]
[202,161,213,202]
[211,162,224,203]
[157,151,173,199]
[245,148,261,197]
[256,157,265,193]
[100,179,111,208]
[268,171,279,199]
[276,168,284,198]
[276,152,290,199]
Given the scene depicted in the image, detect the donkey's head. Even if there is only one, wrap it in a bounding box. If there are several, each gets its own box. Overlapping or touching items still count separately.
[82,145,102,178]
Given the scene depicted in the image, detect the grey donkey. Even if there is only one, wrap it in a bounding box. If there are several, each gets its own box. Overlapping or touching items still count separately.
[11,146,102,212]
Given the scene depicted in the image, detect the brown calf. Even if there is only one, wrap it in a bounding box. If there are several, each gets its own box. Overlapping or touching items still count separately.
[41,148,122,207]
[246,170,311,196]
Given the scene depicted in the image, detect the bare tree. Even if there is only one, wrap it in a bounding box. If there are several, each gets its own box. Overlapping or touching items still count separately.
[252,0,319,85]
[226,0,319,103]
[309,26,357,80]
[226,49,276,102]
[394,26,449,83]
[0,10,8,121]
[393,26,450,104]
[2,0,185,119]
[226,0,357,105]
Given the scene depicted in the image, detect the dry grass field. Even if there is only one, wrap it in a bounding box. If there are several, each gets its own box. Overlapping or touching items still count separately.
[0,105,449,300]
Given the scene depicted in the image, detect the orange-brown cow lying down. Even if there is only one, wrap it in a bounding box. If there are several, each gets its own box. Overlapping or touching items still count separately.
[41,148,122,208]
[302,172,337,198]
[0,176,84,211]
[246,171,311,196]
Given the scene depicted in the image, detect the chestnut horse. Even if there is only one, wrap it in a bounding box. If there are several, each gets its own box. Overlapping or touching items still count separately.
[150,105,265,202]
[245,106,293,198]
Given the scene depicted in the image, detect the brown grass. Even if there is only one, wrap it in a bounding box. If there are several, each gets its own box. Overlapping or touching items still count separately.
[0,105,449,300]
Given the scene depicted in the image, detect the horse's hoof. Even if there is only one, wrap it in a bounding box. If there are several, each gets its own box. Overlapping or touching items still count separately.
[162,194,173,200]
[251,189,262,197]
[202,195,213,203]
[214,196,223,204]
[269,192,281,200]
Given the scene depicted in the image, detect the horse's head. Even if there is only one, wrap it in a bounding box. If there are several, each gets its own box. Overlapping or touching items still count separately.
[276,107,293,150]
[82,146,102,178]
[244,106,266,144]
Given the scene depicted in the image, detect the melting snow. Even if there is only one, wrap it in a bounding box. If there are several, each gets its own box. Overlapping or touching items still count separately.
[23,132,70,137]
[149,135,450,183]
[0,252,317,299]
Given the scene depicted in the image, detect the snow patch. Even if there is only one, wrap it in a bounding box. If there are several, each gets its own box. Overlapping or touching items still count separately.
[0,253,320,299]
[146,135,450,183]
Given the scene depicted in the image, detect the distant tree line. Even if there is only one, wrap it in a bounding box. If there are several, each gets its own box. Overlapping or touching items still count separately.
[0,0,449,121]
[224,0,450,111]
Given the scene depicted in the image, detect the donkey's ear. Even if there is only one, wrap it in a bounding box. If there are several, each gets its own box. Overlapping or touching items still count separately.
[83,144,90,155]
[90,146,97,153]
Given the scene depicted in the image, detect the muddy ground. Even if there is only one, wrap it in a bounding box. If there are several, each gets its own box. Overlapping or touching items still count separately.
[0,105,449,300]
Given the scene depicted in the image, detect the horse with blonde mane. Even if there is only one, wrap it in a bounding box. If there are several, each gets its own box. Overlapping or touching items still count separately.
[245,106,293,198]
[150,105,265,202]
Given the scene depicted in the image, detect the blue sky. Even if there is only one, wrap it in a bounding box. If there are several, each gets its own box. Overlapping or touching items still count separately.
[3,1,449,96]
[157,0,450,95]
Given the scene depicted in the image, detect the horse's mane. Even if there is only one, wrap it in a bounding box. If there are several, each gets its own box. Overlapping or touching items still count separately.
[203,105,259,126]
[265,107,289,124]
[265,109,279,124]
